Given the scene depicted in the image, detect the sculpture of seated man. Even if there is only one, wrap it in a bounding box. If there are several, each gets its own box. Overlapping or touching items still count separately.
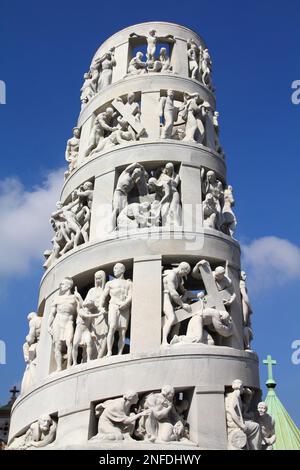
[117,202,152,231]
[128,52,147,75]
[257,402,276,450]
[93,391,149,441]
[225,379,262,450]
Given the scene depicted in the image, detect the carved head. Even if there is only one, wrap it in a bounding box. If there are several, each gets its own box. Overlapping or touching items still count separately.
[241,271,247,281]
[232,379,244,393]
[148,177,158,192]
[178,262,191,278]
[257,402,268,416]
[214,266,225,281]
[59,277,74,294]
[164,162,174,176]
[207,170,216,182]
[72,127,80,138]
[38,414,52,432]
[162,385,175,401]
[132,167,142,182]
[127,92,135,104]
[82,299,95,311]
[124,390,138,404]
[113,263,126,278]
[167,89,175,99]
[83,181,93,191]
[27,312,37,321]
[160,47,167,57]
[94,270,106,288]
[105,107,114,118]
[136,51,144,60]
[149,29,156,36]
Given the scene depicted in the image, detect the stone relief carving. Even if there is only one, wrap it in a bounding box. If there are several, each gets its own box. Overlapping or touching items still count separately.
[72,300,101,365]
[128,30,175,75]
[187,39,201,80]
[99,263,132,357]
[257,402,276,450]
[201,169,237,237]
[9,415,57,449]
[180,93,210,144]
[225,379,262,450]
[159,90,179,139]
[43,181,94,269]
[170,260,234,346]
[21,312,42,394]
[48,277,83,371]
[240,271,253,351]
[200,48,213,90]
[92,391,149,442]
[65,127,81,179]
[136,386,192,444]
[92,386,192,444]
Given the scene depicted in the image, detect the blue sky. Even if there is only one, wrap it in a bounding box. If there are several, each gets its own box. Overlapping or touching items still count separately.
[0,0,299,425]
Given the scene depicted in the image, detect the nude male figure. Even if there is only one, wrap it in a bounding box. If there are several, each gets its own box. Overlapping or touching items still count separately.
[48,277,82,371]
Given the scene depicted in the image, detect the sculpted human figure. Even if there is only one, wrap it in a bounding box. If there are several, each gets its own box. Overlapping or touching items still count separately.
[51,200,82,254]
[93,48,116,90]
[72,300,101,364]
[159,47,172,72]
[128,51,147,75]
[240,271,253,351]
[187,39,201,80]
[159,90,179,139]
[93,391,149,441]
[162,262,191,345]
[99,263,132,357]
[85,270,108,358]
[21,312,42,393]
[10,415,57,450]
[73,181,94,243]
[117,202,152,231]
[213,265,236,309]
[48,277,82,371]
[222,185,237,237]
[80,72,95,108]
[257,402,276,450]
[136,385,189,443]
[213,111,224,157]
[181,93,210,144]
[200,48,213,90]
[154,162,181,226]
[85,107,118,158]
[130,30,174,62]
[203,193,218,229]
[202,170,224,225]
[110,162,146,231]
[91,118,136,154]
[225,379,262,450]
[65,127,81,178]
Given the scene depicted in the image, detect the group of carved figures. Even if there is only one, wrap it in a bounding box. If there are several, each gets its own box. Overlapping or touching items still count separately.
[43,181,94,269]
[225,380,276,450]
[66,91,223,179]
[80,31,213,110]
[10,381,275,450]
[23,259,253,390]
[202,169,236,237]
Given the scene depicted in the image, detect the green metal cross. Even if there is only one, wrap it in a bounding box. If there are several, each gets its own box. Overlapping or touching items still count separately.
[263,354,277,386]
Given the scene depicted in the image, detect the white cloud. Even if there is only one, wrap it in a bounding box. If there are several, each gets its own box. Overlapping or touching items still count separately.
[0,168,64,276]
[242,236,300,290]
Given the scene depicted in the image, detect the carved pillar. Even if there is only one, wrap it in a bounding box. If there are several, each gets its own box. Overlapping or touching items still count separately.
[140,91,160,140]
[35,292,57,381]
[172,38,188,77]
[180,163,202,233]
[130,255,162,354]
[112,42,129,82]
[77,115,93,165]
[89,169,115,241]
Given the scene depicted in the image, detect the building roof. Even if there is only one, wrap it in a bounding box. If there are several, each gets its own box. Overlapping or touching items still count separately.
[263,354,300,450]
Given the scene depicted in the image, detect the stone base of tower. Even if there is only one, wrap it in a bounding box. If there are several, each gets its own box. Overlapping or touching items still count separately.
[9,347,260,450]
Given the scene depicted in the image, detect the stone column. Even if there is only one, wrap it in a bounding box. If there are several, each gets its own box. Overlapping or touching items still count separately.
[226,265,244,349]
[130,255,162,354]
[89,169,115,241]
[188,385,227,449]
[77,115,93,165]
[172,38,188,77]
[180,163,202,233]
[112,42,129,82]
[140,91,160,140]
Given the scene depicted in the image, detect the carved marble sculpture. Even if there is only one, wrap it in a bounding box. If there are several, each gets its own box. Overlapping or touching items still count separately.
[181,93,210,144]
[128,52,147,75]
[159,90,179,139]
[240,271,254,351]
[225,379,262,450]
[110,162,148,231]
[99,263,132,357]
[72,300,100,364]
[213,111,224,157]
[222,185,237,237]
[257,402,276,450]
[80,72,95,108]
[200,48,213,90]
[112,93,145,138]
[9,415,56,450]
[203,193,218,229]
[93,48,116,90]
[117,202,152,231]
[85,270,108,358]
[162,262,191,345]
[136,385,191,444]
[65,127,81,179]
[93,391,149,441]
[130,30,175,62]
[187,39,201,80]
[85,108,118,158]
[154,162,181,226]
[48,277,82,371]
[21,312,42,394]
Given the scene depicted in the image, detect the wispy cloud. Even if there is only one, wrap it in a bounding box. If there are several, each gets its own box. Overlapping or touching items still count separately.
[242,236,300,290]
[0,168,64,276]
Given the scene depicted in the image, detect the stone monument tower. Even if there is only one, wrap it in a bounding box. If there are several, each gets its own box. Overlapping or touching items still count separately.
[8,22,263,450]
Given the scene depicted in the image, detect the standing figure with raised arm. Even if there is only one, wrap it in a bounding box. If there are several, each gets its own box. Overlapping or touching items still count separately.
[94,48,116,90]
[130,30,175,61]
[99,263,132,357]
[85,107,118,158]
